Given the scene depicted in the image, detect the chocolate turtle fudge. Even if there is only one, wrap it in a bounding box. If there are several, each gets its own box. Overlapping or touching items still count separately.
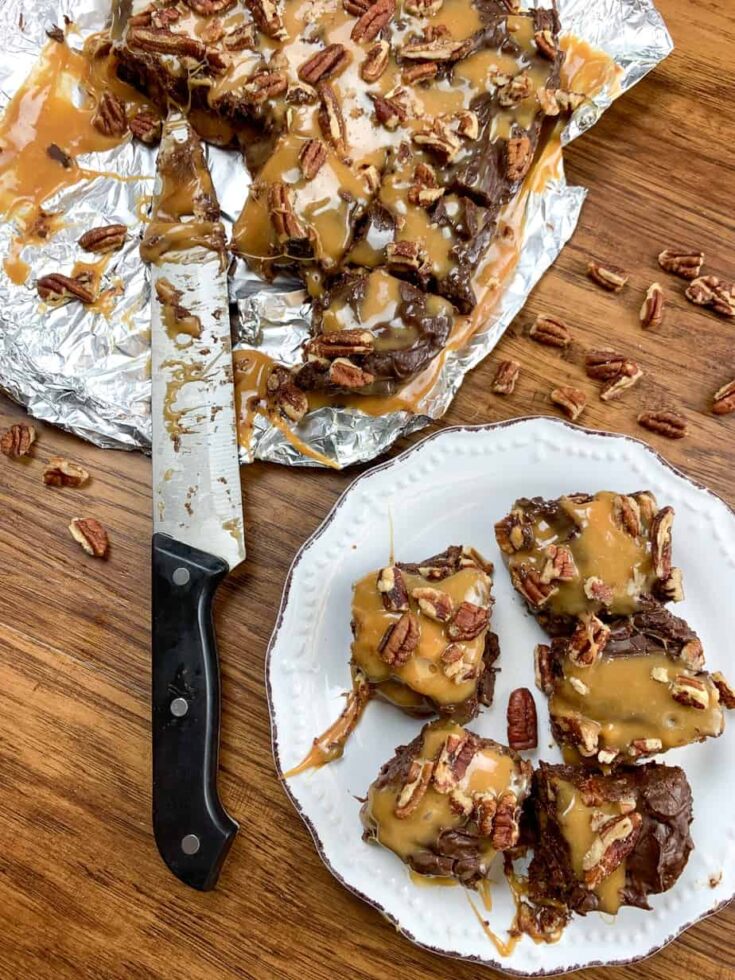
[528,762,694,914]
[361,718,532,886]
[495,491,683,635]
[536,601,728,767]
[351,545,499,723]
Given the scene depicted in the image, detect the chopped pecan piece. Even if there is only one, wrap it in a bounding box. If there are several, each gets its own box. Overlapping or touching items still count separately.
[447,601,487,641]
[183,0,236,12]
[650,506,673,580]
[629,738,663,758]
[534,644,553,695]
[638,410,687,440]
[317,82,347,155]
[670,674,709,710]
[583,577,614,606]
[152,7,182,28]
[91,92,127,138]
[198,17,225,45]
[298,43,351,84]
[529,314,570,348]
[680,637,704,672]
[286,82,318,105]
[46,24,65,42]
[394,758,434,818]
[78,224,127,255]
[640,282,664,328]
[268,181,309,246]
[511,564,557,607]
[582,813,642,889]
[223,23,257,50]
[246,0,285,39]
[685,274,720,306]
[240,68,288,103]
[360,40,390,82]
[69,517,109,558]
[658,566,684,603]
[407,162,444,207]
[411,586,453,622]
[506,134,533,182]
[329,359,375,388]
[587,260,629,292]
[711,281,735,318]
[377,565,410,612]
[567,613,610,667]
[555,90,585,113]
[401,37,468,61]
[402,62,438,84]
[0,423,36,458]
[299,139,328,180]
[541,544,577,583]
[498,71,532,107]
[473,794,497,836]
[378,611,420,666]
[712,672,735,709]
[47,143,72,168]
[308,329,374,358]
[351,0,395,42]
[507,688,537,751]
[491,359,520,395]
[433,733,474,793]
[600,361,643,401]
[534,28,556,59]
[266,365,308,423]
[43,457,90,488]
[412,118,461,162]
[612,494,641,538]
[386,240,429,274]
[129,109,162,144]
[37,273,95,305]
[440,643,476,683]
[370,91,408,130]
[550,386,587,421]
[454,110,479,140]
[556,714,601,757]
[405,0,443,11]
[495,510,532,554]
[344,0,372,13]
[658,247,704,280]
[491,792,520,850]
[713,379,735,416]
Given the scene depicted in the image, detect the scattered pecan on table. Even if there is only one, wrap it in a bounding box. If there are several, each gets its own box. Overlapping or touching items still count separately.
[0,423,36,458]
[69,517,110,559]
[42,457,90,488]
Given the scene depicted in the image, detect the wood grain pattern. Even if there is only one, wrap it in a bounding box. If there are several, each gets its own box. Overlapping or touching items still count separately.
[1,0,734,975]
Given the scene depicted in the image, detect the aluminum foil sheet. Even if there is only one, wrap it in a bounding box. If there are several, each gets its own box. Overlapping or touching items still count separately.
[0,0,673,465]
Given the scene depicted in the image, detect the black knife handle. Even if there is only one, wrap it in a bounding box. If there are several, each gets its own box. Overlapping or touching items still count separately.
[151,532,238,891]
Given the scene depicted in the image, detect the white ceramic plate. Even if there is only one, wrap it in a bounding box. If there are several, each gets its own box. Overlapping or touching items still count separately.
[267,418,735,975]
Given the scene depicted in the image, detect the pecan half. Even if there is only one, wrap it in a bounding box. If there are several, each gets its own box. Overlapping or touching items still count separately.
[0,423,36,458]
[394,758,434,818]
[351,0,395,42]
[583,576,614,606]
[600,361,643,401]
[670,673,709,710]
[298,44,350,84]
[407,162,444,207]
[69,517,109,558]
[329,359,375,388]
[685,274,720,306]
[550,386,587,421]
[534,644,554,695]
[534,28,556,59]
[377,566,409,612]
[583,813,642,889]
[587,260,628,293]
[498,71,532,107]
[91,92,127,137]
[240,68,289,103]
[447,601,487,641]
[640,282,664,328]
[42,457,90,488]
[402,62,438,84]
[268,181,309,247]
[529,314,570,347]
[78,224,127,254]
[507,688,537,751]
[473,794,497,836]
[386,240,429,274]
[506,134,532,182]
[299,138,328,180]
[511,564,556,607]
[491,359,520,395]
[129,109,162,145]
[491,792,520,850]
[412,118,461,162]
[585,349,627,381]
[711,281,735,318]
[344,0,371,13]
[657,247,704,280]
[401,37,468,61]
[308,329,374,358]
[712,672,735,709]
[638,410,687,439]
[411,586,453,622]
[650,505,673,579]
[360,40,390,82]
[265,365,308,423]
[713,380,735,416]
[246,0,285,39]
[378,611,420,666]
[567,613,610,667]
[612,494,641,538]
[317,82,347,155]
[433,733,475,793]
[37,273,95,305]
[541,544,577,583]
[126,27,226,73]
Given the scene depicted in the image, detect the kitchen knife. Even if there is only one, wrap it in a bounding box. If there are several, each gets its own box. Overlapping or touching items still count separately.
[144,114,244,891]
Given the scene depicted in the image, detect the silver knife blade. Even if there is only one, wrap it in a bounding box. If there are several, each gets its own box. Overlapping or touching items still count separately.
[148,116,245,571]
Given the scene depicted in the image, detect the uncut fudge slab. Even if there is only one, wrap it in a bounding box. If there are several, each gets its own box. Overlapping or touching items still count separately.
[495,491,682,635]
[351,545,499,723]
[361,718,532,886]
[537,600,728,767]
[528,762,694,915]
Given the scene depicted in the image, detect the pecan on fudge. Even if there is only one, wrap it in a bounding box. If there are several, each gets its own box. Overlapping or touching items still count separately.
[361,718,532,886]
[495,491,682,635]
[350,545,499,723]
[527,762,694,915]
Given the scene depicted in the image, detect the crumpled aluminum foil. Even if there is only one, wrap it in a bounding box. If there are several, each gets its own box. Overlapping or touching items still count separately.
[0,0,673,465]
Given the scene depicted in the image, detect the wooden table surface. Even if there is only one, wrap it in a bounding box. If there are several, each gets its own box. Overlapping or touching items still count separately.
[1,0,734,976]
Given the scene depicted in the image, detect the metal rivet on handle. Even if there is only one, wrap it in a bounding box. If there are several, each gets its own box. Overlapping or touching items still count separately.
[170,697,188,718]
[181,834,200,855]
[172,567,190,586]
